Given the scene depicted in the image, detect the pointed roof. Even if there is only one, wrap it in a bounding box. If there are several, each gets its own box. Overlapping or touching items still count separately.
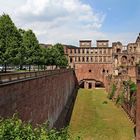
[136,33,140,43]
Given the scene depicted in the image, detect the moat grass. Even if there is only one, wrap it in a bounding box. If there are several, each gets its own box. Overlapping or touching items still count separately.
[69,88,135,140]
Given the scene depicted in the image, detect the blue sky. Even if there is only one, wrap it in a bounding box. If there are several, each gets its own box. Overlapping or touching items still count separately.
[85,0,140,33]
[0,0,139,46]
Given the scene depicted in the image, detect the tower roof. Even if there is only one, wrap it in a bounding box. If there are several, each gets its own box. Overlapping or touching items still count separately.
[136,33,140,42]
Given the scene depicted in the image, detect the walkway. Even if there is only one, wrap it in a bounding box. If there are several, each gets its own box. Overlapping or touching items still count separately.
[69,89,135,140]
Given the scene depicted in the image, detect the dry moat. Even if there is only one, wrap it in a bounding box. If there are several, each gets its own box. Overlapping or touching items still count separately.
[69,89,135,140]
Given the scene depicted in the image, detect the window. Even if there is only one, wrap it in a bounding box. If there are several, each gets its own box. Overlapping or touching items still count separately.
[99,57,102,62]
[102,69,105,73]
[104,57,106,62]
[95,49,98,54]
[99,42,102,45]
[89,70,91,72]
[70,49,72,54]
[108,49,110,54]
[82,57,85,62]
[91,50,93,54]
[91,57,93,62]
[86,42,89,45]
[82,49,84,54]
[74,49,76,53]
[86,57,89,62]
[78,49,80,54]
[78,57,80,62]
[95,56,98,62]
[70,57,72,63]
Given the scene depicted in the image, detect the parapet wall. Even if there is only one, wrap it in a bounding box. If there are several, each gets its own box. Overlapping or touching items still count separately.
[0,69,78,128]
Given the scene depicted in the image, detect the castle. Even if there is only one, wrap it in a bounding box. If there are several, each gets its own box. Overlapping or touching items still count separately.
[63,33,140,88]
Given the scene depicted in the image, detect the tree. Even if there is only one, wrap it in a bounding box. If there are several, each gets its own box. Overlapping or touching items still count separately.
[0,14,22,72]
[17,29,27,70]
[22,29,40,71]
[53,44,68,68]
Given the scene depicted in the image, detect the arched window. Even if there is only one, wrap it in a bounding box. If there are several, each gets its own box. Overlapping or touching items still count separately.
[121,56,127,65]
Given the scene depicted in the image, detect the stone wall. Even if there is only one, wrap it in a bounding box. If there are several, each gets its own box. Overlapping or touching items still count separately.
[136,80,140,140]
[0,69,78,128]
[136,66,140,140]
[105,75,136,123]
[75,63,113,88]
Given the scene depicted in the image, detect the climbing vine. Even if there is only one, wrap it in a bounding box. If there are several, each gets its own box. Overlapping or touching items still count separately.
[107,84,116,99]
[115,90,125,105]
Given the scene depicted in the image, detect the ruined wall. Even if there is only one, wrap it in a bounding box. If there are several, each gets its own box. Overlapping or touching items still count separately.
[75,63,113,87]
[106,75,136,123]
[0,69,78,128]
[136,80,140,140]
[136,66,140,140]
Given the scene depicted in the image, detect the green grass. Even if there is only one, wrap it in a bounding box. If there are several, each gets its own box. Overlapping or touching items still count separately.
[69,89,135,140]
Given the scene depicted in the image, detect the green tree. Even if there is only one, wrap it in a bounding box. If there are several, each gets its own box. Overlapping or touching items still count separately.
[22,29,40,71]
[0,14,22,72]
[17,28,27,70]
[53,44,68,68]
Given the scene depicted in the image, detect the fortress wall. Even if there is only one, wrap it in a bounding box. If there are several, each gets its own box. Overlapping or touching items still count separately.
[0,69,78,128]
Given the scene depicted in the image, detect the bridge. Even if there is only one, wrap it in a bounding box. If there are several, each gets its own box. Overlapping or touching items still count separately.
[75,63,113,89]
[0,69,78,128]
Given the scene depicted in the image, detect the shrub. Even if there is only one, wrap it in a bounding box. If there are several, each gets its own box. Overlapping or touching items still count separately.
[0,114,71,140]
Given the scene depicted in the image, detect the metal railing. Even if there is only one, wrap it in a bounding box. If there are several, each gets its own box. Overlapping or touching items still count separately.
[0,69,72,84]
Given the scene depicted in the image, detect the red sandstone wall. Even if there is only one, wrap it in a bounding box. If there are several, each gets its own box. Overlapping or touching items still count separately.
[75,63,113,86]
[128,66,136,83]
[0,70,77,127]
[136,80,140,140]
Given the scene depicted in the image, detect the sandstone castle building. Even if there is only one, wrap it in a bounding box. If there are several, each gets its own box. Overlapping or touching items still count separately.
[63,33,140,88]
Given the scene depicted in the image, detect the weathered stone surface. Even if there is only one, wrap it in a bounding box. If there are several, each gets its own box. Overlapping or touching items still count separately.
[75,63,113,87]
[0,70,78,128]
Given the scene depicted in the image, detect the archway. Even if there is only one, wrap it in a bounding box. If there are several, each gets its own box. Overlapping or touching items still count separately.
[121,56,127,65]
[95,81,104,88]
[79,79,105,89]
[88,83,92,89]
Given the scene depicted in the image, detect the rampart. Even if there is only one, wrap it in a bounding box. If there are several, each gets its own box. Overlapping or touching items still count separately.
[0,69,78,128]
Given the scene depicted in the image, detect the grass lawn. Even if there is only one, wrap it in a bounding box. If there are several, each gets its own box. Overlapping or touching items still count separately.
[69,89,135,140]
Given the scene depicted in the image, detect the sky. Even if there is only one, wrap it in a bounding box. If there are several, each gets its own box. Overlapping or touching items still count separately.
[0,0,140,46]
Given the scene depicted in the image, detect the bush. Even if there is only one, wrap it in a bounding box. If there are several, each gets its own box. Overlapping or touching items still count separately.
[0,115,70,140]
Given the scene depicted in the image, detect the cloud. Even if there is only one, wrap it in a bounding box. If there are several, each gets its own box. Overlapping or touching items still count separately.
[13,0,105,45]
[0,0,138,46]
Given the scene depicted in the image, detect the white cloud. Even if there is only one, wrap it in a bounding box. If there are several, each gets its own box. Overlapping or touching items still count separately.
[0,0,138,46]
[13,0,105,45]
